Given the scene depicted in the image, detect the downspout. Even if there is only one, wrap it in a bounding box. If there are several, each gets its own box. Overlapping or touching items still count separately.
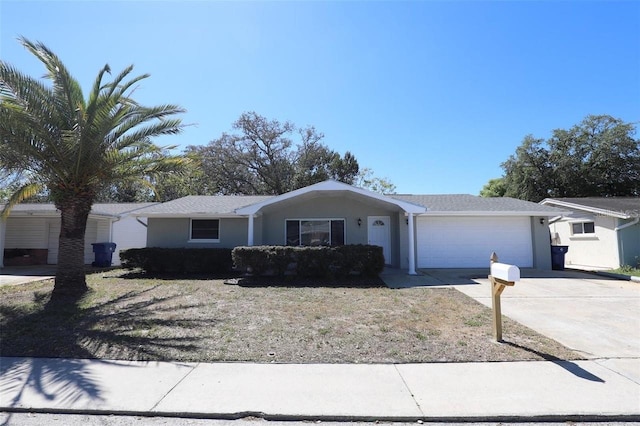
[615,217,639,267]
[109,217,119,242]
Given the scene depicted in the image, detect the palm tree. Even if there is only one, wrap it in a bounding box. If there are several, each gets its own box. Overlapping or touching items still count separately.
[0,37,186,297]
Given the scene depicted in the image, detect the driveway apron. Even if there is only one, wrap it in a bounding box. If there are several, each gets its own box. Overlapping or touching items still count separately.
[443,269,640,360]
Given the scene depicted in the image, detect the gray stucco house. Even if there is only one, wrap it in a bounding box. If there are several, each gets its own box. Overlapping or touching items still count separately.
[135,180,566,273]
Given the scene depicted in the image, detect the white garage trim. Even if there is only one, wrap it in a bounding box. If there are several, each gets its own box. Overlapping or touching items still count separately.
[417,216,533,268]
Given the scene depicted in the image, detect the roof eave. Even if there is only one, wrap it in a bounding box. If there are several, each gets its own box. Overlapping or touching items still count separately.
[5,211,59,217]
[7,210,118,219]
[89,213,119,219]
[419,210,570,217]
[540,199,631,219]
[134,213,241,219]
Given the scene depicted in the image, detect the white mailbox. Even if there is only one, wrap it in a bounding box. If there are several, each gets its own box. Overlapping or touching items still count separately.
[490,262,520,282]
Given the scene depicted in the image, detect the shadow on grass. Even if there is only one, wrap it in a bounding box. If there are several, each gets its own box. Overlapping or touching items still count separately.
[0,286,214,422]
[115,268,386,288]
[502,340,604,383]
[228,275,386,288]
[115,269,241,281]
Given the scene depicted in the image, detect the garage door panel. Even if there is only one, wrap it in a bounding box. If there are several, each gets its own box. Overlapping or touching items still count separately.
[417,217,533,268]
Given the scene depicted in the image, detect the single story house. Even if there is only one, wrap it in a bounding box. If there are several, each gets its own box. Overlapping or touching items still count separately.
[540,197,640,269]
[0,203,155,268]
[134,180,566,273]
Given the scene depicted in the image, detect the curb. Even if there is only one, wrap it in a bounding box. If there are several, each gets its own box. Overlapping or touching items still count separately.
[594,271,640,283]
[2,407,640,424]
[567,267,640,283]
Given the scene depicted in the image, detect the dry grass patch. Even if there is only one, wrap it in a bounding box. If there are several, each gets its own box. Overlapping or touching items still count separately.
[0,270,580,363]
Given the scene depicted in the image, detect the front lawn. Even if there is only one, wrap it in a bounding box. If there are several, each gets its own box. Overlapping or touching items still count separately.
[0,270,580,363]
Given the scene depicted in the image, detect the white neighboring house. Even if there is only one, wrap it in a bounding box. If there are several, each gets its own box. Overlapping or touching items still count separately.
[0,203,155,268]
[540,197,640,269]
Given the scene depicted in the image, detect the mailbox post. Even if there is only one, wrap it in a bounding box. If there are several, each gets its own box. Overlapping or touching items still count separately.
[489,252,520,342]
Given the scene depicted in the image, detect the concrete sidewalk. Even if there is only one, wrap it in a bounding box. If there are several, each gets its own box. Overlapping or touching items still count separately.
[1,357,639,421]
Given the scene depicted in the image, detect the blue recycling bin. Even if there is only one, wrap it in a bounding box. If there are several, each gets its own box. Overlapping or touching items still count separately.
[550,245,569,271]
[92,242,117,267]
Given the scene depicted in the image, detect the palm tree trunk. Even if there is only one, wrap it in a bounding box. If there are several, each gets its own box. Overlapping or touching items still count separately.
[53,197,92,297]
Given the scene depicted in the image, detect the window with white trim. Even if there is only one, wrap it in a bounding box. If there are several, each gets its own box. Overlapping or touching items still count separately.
[286,219,345,246]
[190,219,220,241]
[571,221,595,235]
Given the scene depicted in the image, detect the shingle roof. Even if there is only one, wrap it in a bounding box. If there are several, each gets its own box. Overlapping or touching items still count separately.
[5,203,157,217]
[4,204,58,214]
[91,203,158,216]
[134,195,273,216]
[391,194,565,214]
[541,197,640,218]
[133,193,565,217]
[235,180,426,215]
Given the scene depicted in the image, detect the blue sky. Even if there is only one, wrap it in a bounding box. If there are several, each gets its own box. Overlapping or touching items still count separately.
[1,1,638,195]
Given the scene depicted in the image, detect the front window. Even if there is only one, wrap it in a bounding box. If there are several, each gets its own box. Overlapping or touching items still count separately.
[571,221,595,235]
[286,219,345,246]
[190,219,220,241]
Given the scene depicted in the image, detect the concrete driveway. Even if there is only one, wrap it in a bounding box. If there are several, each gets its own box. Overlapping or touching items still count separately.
[425,269,640,360]
[0,265,56,286]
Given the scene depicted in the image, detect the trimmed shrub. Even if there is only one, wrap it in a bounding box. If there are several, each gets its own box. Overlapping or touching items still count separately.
[230,246,293,276]
[232,245,384,278]
[120,248,233,274]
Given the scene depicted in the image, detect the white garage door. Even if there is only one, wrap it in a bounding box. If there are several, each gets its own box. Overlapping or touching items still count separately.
[417,216,533,268]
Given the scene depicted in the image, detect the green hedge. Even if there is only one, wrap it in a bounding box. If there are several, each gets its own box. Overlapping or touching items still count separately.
[232,245,385,278]
[120,248,233,274]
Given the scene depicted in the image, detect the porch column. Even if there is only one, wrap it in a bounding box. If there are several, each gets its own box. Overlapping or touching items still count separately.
[247,214,254,246]
[407,213,417,275]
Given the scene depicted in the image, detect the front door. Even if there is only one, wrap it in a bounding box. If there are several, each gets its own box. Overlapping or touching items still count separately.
[368,216,391,264]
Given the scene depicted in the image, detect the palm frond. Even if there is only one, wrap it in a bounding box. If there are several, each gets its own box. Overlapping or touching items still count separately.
[0,105,67,179]
[1,182,43,219]
[0,62,59,126]
[18,37,85,123]
[96,146,189,183]
[2,37,185,206]
[83,63,112,139]
[112,116,184,150]
[1,58,80,173]
[102,65,137,98]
